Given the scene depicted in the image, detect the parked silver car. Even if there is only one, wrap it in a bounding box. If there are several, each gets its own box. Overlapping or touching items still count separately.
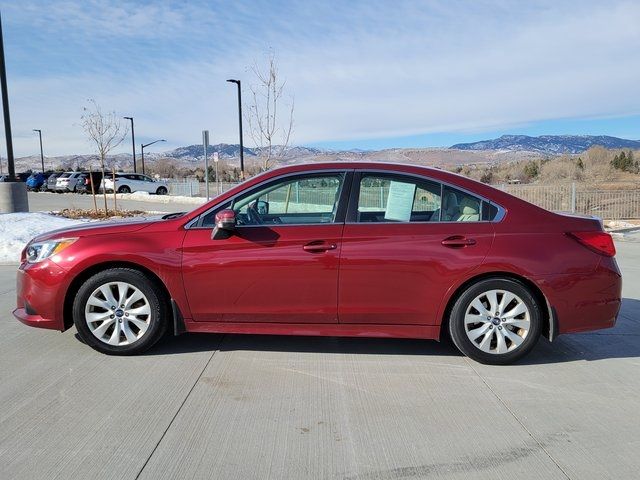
[55,172,85,192]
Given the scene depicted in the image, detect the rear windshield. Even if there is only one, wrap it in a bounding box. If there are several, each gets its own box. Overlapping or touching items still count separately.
[59,173,71,178]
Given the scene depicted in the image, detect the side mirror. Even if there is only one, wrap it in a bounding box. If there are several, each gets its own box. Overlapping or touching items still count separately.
[211,209,236,240]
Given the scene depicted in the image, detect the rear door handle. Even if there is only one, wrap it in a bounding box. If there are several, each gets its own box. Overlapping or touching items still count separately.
[303,241,337,253]
[441,236,476,248]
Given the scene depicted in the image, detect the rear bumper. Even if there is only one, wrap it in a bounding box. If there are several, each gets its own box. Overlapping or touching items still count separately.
[535,258,622,335]
[13,261,68,331]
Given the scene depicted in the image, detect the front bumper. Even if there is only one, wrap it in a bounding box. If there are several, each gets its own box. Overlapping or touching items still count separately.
[13,261,69,331]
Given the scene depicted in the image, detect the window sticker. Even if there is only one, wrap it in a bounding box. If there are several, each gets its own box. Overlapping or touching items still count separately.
[384,181,416,221]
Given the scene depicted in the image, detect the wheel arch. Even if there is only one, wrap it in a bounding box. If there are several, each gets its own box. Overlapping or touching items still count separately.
[63,261,173,330]
[439,271,556,342]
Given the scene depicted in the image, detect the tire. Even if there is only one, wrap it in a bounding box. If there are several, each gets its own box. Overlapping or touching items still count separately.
[156,186,168,195]
[118,185,131,194]
[72,268,169,355]
[448,278,542,365]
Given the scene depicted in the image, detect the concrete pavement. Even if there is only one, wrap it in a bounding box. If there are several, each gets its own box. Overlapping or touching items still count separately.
[0,242,638,480]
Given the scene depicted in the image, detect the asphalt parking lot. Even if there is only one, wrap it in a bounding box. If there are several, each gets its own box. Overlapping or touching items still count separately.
[0,240,638,480]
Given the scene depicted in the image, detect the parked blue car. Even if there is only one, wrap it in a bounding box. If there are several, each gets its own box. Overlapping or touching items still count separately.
[26,172,46,191]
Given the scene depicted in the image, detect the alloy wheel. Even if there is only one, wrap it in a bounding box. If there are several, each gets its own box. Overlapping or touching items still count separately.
[463,289,531,354]
[84,282,151,346]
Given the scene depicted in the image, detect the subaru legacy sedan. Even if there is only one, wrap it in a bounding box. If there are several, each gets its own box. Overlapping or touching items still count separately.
[14,162,621,364]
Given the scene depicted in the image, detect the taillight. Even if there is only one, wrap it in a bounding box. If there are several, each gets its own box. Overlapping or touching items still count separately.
[567,231,616,257]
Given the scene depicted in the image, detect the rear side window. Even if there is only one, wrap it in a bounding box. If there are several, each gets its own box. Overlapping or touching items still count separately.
[440,186,481,222]
[356,174,441,222]
[354,174,498,223]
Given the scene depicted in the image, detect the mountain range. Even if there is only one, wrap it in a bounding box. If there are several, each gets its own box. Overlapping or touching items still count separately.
[8,135,639,173]
[451,135,640,154]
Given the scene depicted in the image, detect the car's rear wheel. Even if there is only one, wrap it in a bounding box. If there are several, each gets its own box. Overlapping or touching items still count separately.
[118,185,131,194]
[156,186,168,195]
[448,278,542,365]
[72,268,168,355]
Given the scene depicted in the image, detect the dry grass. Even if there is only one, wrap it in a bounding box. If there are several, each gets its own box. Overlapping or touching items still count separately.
[54,208,147,220]
[451,147,640,189]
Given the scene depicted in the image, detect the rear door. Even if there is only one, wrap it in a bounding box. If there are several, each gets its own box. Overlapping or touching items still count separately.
[338,171,495,325]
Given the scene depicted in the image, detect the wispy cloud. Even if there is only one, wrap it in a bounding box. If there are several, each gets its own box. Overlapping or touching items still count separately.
[1,0,639,156]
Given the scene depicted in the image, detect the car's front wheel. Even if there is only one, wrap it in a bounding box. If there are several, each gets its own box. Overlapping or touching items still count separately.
[156,186,168,195]
[73,268,168,355]
[448,278,542,365]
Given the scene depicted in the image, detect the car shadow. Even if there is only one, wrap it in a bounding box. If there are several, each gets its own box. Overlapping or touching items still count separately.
[148,332,462,358]
[136,297,640,364]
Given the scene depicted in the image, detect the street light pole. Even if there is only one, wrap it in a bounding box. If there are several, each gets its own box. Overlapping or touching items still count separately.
[0,12,15,180]
[33,129,44,172]
[226,79,244,180]
[140,139,166,175]
[123,117,136,173]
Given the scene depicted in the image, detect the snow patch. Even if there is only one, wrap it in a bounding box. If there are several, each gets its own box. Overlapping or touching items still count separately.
[116,191,207,205]
[0,213,88,264]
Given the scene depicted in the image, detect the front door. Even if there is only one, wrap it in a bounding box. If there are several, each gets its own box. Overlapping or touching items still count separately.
[182,171,350,323]
[338,172,495,325]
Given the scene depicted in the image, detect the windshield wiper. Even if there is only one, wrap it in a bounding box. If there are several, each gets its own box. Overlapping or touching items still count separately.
[161,212,186,220]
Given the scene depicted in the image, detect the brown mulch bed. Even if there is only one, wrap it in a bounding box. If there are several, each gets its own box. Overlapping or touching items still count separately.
[53,208,147,220]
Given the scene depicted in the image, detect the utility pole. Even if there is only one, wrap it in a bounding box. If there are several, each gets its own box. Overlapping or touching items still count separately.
[123,117,136,172]
[33,129,44,172]
[213,151,219,195]
[203,130,210,201]
[226,79,244,179]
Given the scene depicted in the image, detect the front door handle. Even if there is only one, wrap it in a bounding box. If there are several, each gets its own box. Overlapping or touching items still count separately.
[303,241,337,253]
[441,236,476,248]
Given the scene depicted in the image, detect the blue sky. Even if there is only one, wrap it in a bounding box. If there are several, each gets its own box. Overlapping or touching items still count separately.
[0,0,638,156]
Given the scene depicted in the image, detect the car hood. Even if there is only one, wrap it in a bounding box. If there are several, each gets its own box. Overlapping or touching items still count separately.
[33,216,161,242]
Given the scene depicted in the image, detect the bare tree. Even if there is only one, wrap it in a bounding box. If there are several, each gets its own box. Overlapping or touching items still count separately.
[81,100,127,214]
[246,53,294,171]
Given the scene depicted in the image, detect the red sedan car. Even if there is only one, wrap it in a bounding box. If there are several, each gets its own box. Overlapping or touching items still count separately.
[14,162,621,364]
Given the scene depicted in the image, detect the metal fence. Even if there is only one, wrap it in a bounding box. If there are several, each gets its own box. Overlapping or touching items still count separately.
[167,181,239,198]
[167,179,640,220]
[501,183,640,219]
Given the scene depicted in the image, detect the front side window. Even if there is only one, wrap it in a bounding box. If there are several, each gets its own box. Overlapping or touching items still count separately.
[356,174,441,223]
[200,173,345,227]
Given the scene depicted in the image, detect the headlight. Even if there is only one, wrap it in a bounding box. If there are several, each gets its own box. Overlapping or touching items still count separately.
[25,238,77,263]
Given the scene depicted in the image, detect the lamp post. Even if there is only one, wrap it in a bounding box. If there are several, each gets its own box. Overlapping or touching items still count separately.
[140,139,166,175]
[0,12,28,212]
[32,129,44,172]
[226,79,244,179]
[0,12,15,180]
[123,116,136,172]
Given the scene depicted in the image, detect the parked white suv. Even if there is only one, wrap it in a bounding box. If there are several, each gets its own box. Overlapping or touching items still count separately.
[55,171,86,192]
[102,173,169,195]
